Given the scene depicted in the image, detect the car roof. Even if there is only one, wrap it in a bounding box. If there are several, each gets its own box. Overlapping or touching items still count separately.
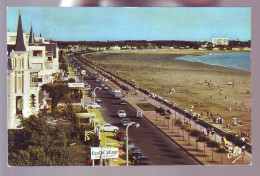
[122,118,130,120]
[130,146,140,150]
[137,156,149,160]
[118,130,126,133]
[118,110,125,112]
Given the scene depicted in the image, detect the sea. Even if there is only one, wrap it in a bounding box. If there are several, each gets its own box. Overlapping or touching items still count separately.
[174,51,251,71]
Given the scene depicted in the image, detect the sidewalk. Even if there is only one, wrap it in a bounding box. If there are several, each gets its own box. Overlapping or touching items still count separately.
[126,94,251,165]
[76,56,252,165]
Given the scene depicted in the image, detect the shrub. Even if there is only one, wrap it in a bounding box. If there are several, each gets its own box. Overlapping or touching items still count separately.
[207,140,220,148]
[216,147,227,153]
[197,135,210,143]
[190,129,202,137]
[175,119,183,126]
[185,127,192,132]
[225,133,236,142]
[234,138,245,147]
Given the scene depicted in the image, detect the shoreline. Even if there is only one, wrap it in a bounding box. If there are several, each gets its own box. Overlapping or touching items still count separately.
[94,49,251,71]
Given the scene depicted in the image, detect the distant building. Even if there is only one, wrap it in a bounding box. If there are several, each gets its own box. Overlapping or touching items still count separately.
[212,38,229,46]
[7,11,59,129]
[109,45,121,50]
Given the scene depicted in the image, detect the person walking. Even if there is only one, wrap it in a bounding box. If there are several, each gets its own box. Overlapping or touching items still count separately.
[206,127,210,136]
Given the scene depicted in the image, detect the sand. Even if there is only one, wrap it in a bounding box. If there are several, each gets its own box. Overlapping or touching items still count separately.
[90,50,251,141]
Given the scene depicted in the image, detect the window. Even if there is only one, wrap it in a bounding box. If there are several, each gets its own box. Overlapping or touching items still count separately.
[32,50,42,57]
[30,72,38,87]
[17,58,22,69]
[48,57,52,61]
[38,76,42,83]
[17,77,22,90]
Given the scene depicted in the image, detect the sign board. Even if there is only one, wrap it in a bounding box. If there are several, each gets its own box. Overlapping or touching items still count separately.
[91,147,119,159]
[77,112,96,117]
[68,83,84,88]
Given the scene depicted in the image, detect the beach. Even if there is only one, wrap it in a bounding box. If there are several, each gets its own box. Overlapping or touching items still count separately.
[90,50,251,141]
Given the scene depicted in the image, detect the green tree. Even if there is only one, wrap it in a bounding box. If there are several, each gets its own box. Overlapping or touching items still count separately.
[41,83,70,113]
[21,115,51,148]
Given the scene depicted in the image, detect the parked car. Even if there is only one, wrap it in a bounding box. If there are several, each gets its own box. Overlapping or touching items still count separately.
[104,86,109,90]
[116,130,127,141]
[119,98,127,105]
[85,103,101,109]
[117,110,126,118]
[133,156,151,165]
[100,123,119,132]
[121,118,132,127]
[129,147,142,161]
[96,78,100,82]
[100,83,106,88]
[96,99,102,106]
[84,82,91,88]
[108,89,114,95]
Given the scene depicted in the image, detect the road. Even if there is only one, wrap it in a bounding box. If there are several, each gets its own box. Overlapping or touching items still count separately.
[71,55,200,165]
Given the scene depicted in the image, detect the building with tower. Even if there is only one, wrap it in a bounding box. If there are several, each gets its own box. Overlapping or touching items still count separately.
[7,11,60,129]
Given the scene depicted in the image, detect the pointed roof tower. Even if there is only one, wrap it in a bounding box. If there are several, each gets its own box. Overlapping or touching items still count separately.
[29,23,35,44]
[14,10,26,51]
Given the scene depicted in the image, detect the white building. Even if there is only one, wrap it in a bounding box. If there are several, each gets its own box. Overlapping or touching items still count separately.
[109,45,121,51]
[212,38,229,46]
[7,11,59,129]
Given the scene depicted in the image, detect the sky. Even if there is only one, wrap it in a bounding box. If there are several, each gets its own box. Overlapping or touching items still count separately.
[7,7,251,42]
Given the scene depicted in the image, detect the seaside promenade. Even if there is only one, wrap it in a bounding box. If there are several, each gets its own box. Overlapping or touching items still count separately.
[79,58,251,165]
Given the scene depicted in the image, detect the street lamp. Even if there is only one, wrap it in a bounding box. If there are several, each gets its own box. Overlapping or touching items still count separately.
[93,87,101,111]
[126,122,140,166]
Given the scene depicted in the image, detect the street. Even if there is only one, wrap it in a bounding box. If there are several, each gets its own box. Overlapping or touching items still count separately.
[73,57,200,165]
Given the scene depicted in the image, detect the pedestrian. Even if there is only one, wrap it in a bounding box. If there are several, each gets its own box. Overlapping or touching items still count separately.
[206,127,210,136]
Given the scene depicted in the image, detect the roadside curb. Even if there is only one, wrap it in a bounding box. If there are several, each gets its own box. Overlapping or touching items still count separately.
[126,101,204,165]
